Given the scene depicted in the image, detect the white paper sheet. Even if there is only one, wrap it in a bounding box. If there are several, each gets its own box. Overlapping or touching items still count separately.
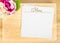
[21,4,55,38]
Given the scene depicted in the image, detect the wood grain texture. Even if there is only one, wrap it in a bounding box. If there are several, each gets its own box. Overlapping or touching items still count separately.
[57,0,60,43]
[0,3,57,43]
[0,18,2,40]
[21,0,56,3]
[0,0,60,43]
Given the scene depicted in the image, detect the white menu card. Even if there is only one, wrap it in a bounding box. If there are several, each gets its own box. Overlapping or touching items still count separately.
[21,4,55,38]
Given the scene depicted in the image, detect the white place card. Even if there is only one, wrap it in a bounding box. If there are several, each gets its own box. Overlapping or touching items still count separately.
[21,4,55,38]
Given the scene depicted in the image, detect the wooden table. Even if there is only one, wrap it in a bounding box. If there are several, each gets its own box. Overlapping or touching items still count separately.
[0,1,60,43]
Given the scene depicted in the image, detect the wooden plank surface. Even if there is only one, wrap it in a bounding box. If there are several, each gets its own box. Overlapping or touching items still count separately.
[21,0,56,3]
[0,18,2,40]
[0,0,60,43]
[1,3,57,43]
[57,0,60,43]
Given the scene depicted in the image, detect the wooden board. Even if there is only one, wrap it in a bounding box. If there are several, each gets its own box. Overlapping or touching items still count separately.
[0,3,58,43]
[0,0,60,43]
[21,0,56,3]
[57,0,60,43]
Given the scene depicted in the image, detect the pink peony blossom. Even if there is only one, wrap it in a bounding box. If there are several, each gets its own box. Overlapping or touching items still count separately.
[0,0,16,15]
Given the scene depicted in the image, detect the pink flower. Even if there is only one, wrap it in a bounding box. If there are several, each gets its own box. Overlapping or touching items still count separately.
[0,0,16,15]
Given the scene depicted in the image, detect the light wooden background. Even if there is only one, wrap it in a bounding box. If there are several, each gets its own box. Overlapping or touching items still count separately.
[0,0,60,43]
[57,0,60,43]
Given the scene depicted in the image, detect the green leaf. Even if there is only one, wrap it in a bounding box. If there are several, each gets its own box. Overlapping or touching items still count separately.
[13,0,20,11]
